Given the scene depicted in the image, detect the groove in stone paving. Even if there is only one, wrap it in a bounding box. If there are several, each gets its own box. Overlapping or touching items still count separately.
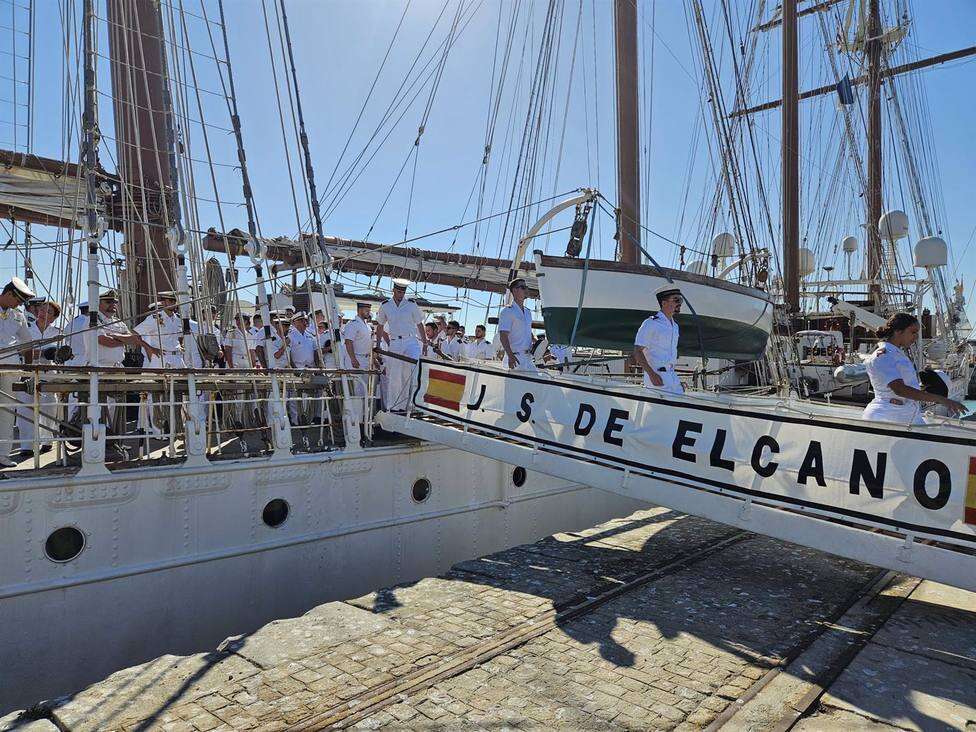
[346,537,878,730]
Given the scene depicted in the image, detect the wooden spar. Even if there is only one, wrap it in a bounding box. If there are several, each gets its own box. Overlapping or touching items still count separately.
[782,0,800,313]
[613,0,640,264]
[731,45,976,117]
[0,149,123,231]
[866,0,883,302]
[106,0,176,316]
[199,230,538,297]
[754,0,843,32]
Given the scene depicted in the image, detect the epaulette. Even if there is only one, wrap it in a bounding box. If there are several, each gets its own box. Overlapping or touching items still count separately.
[874,346,887,356]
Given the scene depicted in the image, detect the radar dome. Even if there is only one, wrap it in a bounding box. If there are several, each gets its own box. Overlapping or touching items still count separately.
[841,235,858,253]
[878,210,909,241]
[711,232,737,259]
[685,259,709,275]
[798,247,816,277]
[914,236,948,268]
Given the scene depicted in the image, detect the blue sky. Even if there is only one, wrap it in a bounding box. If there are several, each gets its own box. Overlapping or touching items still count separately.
[2,0,975,330]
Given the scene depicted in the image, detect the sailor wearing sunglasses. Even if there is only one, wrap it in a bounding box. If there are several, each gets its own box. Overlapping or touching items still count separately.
[634,284,684,395]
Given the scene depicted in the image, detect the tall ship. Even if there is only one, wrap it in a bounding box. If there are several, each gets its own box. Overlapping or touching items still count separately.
[1,0,973,715]
[0,0,647,711]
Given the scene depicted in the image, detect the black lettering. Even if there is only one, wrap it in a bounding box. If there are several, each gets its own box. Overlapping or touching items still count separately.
[603,408,629,447]
[751,436,779,477]
[797,441,826,487]
[466,383,486,410]
[849,449,886,499]
[574,404,597,436]
[709,429,735,472]
[913,459,951,510]
[672,420,703,463]
[516,392,534,423]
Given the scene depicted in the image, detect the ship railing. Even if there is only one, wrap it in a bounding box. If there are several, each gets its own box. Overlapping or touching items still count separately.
[0,364,380,475]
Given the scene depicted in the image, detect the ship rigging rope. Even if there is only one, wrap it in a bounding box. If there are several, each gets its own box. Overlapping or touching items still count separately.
[319,0,486,225]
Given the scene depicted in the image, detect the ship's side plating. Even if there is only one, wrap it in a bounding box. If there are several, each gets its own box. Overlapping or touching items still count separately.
[0,445,642,712]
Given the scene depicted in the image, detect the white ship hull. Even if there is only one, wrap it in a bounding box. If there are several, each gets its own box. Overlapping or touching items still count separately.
[0,446,642,712]
[534,253,775,361]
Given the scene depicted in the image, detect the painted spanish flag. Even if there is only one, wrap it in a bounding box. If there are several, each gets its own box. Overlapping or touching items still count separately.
[966,457,976,526]
[424,368,467,411]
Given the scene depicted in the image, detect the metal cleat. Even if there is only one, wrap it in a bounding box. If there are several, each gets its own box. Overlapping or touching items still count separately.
[78,422,109,477]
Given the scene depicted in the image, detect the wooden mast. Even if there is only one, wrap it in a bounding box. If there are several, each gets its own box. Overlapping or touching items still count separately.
[866,0,883,303]
[106,0,176,317]
[781,0,800,312]
[614,0,640,264]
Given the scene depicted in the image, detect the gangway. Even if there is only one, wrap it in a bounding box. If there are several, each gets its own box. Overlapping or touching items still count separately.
[380,358,976,592]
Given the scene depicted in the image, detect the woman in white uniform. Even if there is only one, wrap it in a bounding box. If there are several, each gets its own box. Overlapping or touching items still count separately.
[862,312,965,424]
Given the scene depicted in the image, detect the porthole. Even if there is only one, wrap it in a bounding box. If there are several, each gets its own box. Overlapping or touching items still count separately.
[411,478,431,503]
[512,466,527,487]
[45,526,85,563]
[262,498,290,528]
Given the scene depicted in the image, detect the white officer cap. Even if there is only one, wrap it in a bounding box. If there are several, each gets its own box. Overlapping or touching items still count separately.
[392,278,411,290]
[290,310,308,322]
[654,283,682,303]
[7,276,35,301]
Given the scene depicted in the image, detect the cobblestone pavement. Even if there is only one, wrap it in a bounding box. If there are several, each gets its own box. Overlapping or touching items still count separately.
[5,506,971,731]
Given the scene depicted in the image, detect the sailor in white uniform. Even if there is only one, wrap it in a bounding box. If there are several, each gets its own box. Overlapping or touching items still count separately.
[437,321,463,361]
[286,312,318,424]
[224,312,256,369]
[134,293,184,368]
[464,324,496,361]
[634,284,684,394]
[375,278,428,411]
[65,301,90,367]
[0,278,36,465]
[313,310,337,369]
[287,312,316,369]
[342,302,374,420]
[862,312,965,424]
[498,278,537,373]
[17,299,63,456]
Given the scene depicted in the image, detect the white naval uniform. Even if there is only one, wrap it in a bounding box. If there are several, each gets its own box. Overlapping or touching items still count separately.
[498,302,537,372]
[135,311,185,368]
[0,305,33,459]
[93,313,129,367]
[465,338,495,361]
[861,342,926,425]
[260,332,291,424]
[342,316,373,419]
[264,332,290,369]
[288,327,316,368]
[225,326,255,368]
[286,327,317,424]
[634,312,683,394]
[65,313,89,366]
[134,312,185,434]
[16,322,61,450]
[376,297,424,410]
[439,335,462,361]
